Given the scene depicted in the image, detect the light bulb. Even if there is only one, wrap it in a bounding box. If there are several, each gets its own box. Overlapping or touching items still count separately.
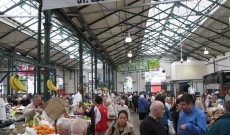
[127,51,132,58]
[70,55,75,59]
[125,33,132,43]
[204,48,209,54]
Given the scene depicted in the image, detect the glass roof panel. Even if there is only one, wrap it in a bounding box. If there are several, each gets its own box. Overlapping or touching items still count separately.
[143,0,214,56]
[0,0,96,67]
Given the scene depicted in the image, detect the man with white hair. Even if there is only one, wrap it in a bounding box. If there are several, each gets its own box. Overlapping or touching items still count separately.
[105,98,117,126]
[117,99,130,121]
[140,100,167,135]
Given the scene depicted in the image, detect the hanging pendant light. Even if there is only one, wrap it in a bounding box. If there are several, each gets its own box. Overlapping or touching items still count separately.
[127,50,132,58]
[204,48,209,54]
[125,33,132,43]
[70,54,75,59]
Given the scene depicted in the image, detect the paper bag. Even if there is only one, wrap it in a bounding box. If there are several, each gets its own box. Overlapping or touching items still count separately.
[41,97,66,120]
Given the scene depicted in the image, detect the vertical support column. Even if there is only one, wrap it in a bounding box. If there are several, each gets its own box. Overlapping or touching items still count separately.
[43,10,52,101]
[111,68,114,93]
[116,72,117,93]
[94,53,98,89]
[79,36,84,98]
[91,50,94,98]
[62,68,65,91]
[7,60,11,95]
[74,70,76,93]
[36,3,42,94]
[108,65,111,93]
[103,62,105,84]
[53,69,57,96]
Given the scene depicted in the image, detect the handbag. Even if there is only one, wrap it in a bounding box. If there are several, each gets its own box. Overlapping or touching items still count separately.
[168,120,176,135]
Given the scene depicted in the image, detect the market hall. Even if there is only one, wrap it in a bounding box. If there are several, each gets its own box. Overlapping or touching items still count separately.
[1,0,230,135]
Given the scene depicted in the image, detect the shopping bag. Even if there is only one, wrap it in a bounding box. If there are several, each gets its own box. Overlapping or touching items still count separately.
[168,120,176,135]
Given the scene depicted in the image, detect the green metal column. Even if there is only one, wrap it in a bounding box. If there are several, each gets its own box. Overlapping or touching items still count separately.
[115,72,117,93]
[103,62,105,84]
[53,69,57,96]
[108,65,111,92]
[62,68,65,90]
[43,10,52,101]
[79,36,84,97]
[74,70,76,93]
[7,60,11,95]
[36,3,42,94]
[111,68,114,93]
[94,53,98,89]
[91,50,94,98]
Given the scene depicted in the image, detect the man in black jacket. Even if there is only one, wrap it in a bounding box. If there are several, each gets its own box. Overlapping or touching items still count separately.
[140,100,167,135]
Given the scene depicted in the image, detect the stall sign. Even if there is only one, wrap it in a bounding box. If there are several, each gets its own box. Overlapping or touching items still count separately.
[16,65,44,75]
[43,0,121,10]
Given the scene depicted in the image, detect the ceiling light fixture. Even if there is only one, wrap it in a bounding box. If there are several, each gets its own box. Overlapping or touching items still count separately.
[127,50,132,58]
[70,54,75,59]
[180,43,183,63]
[204,48,209,54]
[187,57,190,62]
[125,33,132,43]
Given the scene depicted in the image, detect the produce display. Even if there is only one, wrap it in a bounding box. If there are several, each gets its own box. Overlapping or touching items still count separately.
[206,108,224,126]
[47,79,58,91]
[33,124,55,134]
[9,75,26,92]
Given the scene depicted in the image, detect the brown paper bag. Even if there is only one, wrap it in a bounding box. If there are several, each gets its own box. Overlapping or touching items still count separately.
[41,97,66,120]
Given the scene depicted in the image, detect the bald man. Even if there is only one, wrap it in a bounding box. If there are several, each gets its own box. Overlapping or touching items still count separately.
[140,100,167,135]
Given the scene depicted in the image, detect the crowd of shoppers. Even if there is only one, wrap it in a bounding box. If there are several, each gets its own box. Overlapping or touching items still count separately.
[2,90,230,135]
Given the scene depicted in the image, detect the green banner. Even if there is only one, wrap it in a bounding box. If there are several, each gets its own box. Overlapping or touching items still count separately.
[147,60,160,69]
[117,60,160,72]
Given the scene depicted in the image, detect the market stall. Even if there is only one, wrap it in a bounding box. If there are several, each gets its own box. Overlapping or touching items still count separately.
[203,70,230,98]
[0,97,93,135]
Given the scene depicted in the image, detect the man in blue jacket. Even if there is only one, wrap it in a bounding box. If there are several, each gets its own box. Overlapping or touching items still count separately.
[177,93,206,135]
[207,99,230,135]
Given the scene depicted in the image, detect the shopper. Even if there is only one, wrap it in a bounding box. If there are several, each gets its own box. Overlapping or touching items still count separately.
[155,94,171,133]
[207,99,230,135]
[19,94,31,106]
[177,93,206,135]
[139,100,167,135]
[132,93,139,113]
[22,94,43,121]
[105,98,118,126]
[105,110,135,135]
[138,95,147,121]
[117,100,131,121]
[94,96,108,135]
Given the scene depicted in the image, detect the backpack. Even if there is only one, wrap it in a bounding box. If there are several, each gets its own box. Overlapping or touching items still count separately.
[111,122,131,135]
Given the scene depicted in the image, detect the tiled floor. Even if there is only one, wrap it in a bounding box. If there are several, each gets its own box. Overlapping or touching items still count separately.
[129,109,141,135]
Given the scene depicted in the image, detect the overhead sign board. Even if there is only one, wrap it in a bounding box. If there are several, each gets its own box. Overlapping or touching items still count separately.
[117,60,160,72]
[43,0,121,10]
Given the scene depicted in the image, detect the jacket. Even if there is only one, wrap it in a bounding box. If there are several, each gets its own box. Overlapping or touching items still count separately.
[105,121,135,135]
[207,113,230,135]
[177,106,206,135]
[95,104,108,133]
[138,98,147,113]
[140,116,167,135]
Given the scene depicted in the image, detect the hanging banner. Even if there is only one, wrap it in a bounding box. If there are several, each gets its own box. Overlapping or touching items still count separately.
[117,59,160,72]
[147,60,159,69]
[16,65,44,75]
[43,0,121,10]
